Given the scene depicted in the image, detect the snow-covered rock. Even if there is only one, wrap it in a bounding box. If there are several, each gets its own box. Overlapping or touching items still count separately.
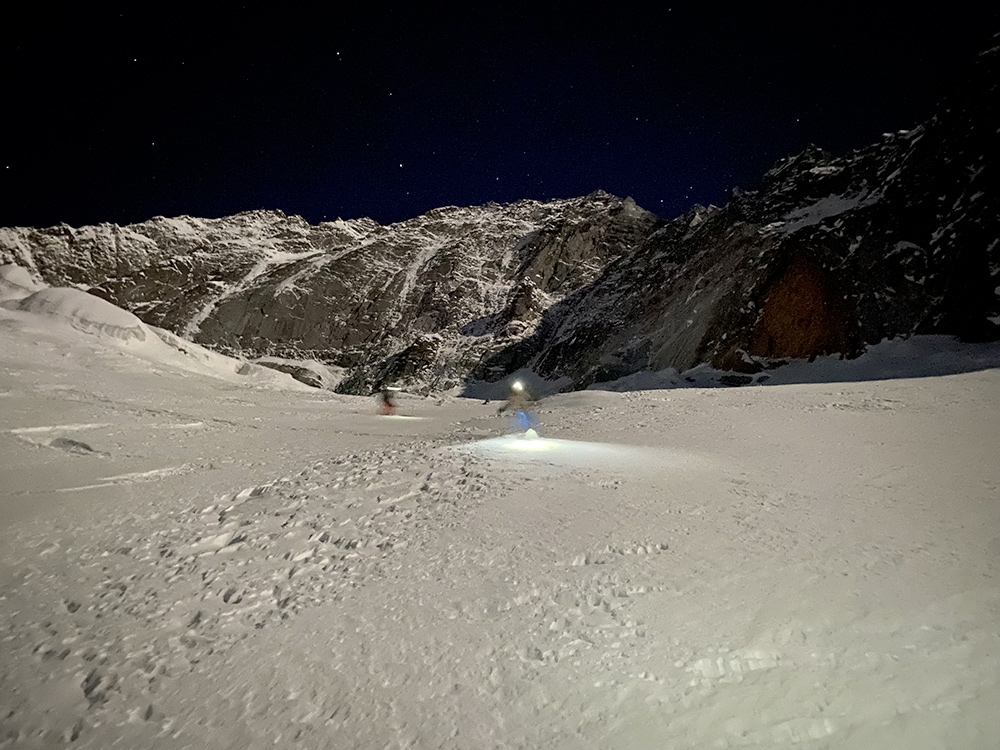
[252,356,346,390]
[0,263,45,302]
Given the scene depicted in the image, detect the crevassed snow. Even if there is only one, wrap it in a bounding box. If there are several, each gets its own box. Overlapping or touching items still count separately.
[588,367,683,391]
[253,355,347,389]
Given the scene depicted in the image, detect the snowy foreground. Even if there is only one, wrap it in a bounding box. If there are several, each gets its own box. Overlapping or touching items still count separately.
[2,293,1000,748]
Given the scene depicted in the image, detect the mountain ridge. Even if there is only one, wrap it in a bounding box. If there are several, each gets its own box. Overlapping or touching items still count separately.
[1,192,663,392]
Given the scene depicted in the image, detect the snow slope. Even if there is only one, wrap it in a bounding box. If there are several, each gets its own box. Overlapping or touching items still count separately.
[0,275,312,392]
[1,296,999,748]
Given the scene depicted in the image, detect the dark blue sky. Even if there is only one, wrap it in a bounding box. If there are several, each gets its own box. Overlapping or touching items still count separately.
[3,4,997,228]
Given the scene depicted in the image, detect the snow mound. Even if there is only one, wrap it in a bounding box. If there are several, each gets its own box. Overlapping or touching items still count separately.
[0,287,149,342]
[760,335,1000,384]
[0,264,45,302]
[0,283,311,392]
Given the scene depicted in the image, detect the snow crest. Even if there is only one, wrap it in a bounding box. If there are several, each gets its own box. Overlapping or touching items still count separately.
[1,287,149,342]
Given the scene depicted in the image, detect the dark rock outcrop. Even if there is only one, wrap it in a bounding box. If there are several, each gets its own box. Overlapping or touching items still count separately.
[476,38,999,387]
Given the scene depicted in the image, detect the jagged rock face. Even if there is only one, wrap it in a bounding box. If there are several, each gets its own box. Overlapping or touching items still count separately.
[480,40,999,387]
[192,194,658,393]
[0,194,659,393]
[746,255,850,361]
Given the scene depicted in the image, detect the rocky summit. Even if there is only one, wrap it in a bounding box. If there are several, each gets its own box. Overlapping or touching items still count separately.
[2,43,997,393]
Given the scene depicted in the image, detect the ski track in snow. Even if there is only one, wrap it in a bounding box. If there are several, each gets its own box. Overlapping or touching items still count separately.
[2,343,1000,747]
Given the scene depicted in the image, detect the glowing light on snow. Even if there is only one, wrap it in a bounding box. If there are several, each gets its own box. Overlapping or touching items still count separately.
[498,432,557,452]
[475,434,615,458]
[456,431,696,473]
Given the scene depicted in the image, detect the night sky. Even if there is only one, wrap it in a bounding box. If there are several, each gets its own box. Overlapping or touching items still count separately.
[3,4,998,229]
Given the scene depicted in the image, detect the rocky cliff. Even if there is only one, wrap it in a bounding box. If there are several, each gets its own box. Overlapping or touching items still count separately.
[476,39,999,388]
[0,193,660,393]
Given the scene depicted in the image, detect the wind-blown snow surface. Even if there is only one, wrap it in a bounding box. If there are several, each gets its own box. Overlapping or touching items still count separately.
[2,300,999,748]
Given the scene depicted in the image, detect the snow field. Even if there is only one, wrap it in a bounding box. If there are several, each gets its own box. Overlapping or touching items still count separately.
[1,288,999,748]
